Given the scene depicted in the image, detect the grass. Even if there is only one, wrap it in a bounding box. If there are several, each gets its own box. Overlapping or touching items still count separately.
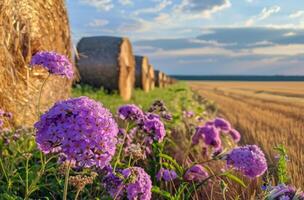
[72,82,201,114]
[190,81,304,188]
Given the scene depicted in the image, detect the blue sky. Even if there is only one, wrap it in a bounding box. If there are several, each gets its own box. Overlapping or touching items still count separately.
[66,0,304,75]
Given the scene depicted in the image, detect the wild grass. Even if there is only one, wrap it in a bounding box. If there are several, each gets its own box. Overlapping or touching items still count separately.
[190,81,304,188]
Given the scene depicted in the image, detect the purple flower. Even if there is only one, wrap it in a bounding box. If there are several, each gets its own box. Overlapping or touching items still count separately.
[195,125,222,149]
[30,51,73,79]
[34,96,118,169]
[143,118,166,142]
[214,118,231,131]
[226,145,267,178]
[156,168,178,182]
[183,110,194,118]
[118,104,144,121]
[267,184,304,200]
[229,129,241,143]
[184,164,209,182]
[145,113,160,120]
[103,172,124,199]
[122,167,152,200]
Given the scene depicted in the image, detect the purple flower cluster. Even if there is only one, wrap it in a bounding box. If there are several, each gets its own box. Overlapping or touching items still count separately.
[226,145,267,178]
[117,104,166,143]
[122,167,152,200]
[118,104,144,121]
[156,168,178,182]
[103,171,124,198]
[35,96,118,168]
[143,117,166,142]
[30,51,73,79]
[214,118,231,131]
[192,117,241,149]
[267,184,304,200]
[193,125,222,150]
[184,164,209,182]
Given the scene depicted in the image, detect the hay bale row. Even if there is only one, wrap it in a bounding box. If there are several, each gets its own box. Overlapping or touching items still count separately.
[0,0,74,127]
[75,36,180,106]
[76,36,177,100]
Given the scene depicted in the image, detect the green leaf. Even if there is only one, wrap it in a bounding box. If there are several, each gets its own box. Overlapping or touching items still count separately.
[220,172,246,188]
[159,153,184,175]
[152,186,174,200]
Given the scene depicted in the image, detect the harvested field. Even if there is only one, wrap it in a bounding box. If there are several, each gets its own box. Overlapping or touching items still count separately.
[191,81,304,187]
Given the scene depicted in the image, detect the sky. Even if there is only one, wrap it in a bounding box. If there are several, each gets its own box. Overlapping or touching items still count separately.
[66,0,304,75]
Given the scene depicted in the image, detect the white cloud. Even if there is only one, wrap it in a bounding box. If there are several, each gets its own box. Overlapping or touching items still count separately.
[245,5,281,26]
[289,11,304,19]
[154,13,171,24]
[80,0,113,11]
[247,40,274,47]
[118,0,133,6]
[118,19,151,33]
[134,0,172,15]
[252,44,304,56]
[174,0,231,19]
[283,32,297,37]
[88,19,109,27]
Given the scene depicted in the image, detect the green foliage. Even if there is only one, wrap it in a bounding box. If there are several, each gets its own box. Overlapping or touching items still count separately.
[72,82,197,114]
[274,145,289,184]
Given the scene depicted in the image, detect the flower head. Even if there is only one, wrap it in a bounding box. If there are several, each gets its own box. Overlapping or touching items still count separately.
[122,167,152,200]
[143,117,166,142]
[35,96,118,168]
[118,104,144,121]
[267,184,304,200]
[30,51,73,79]
[214,117,231,131]
[196,125,222,149]
[156,168,178,182]
[103,171,124,199]
[229,129,241,143]
[184,164,209,182]
[226,145,267,178]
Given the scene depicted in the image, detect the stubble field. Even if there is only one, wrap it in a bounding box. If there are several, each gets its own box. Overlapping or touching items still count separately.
[190,81,304,187]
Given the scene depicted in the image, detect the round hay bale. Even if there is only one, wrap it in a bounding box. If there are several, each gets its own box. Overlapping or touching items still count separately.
[155,70,164,88]
[163,73,168,87]
[76,36,135,101]
[0,0,73,127]
[135,56,150,92]
[148,64,155,90]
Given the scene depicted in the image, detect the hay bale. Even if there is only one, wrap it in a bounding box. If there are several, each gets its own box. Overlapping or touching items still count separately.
[76,36,135,101]
[155,70,164,88]
[163,73,168,87]
[135,56,150,92]
[148,64,155,90]
[0,0,73,127]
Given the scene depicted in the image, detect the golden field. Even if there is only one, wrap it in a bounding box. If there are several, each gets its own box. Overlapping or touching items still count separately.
[190,81,304,187]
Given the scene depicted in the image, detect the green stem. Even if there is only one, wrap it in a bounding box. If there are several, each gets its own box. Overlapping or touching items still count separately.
[0,158,9,184]
[113,123,129,172]
[27,153,49,198]
[63,163,71,200]
[74,189,81,200]
[25,158,30,199]
[37,74,50,116]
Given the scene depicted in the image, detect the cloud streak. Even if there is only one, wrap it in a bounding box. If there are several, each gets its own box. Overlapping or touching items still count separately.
[79,0,113,11]
[246,6,281,26]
